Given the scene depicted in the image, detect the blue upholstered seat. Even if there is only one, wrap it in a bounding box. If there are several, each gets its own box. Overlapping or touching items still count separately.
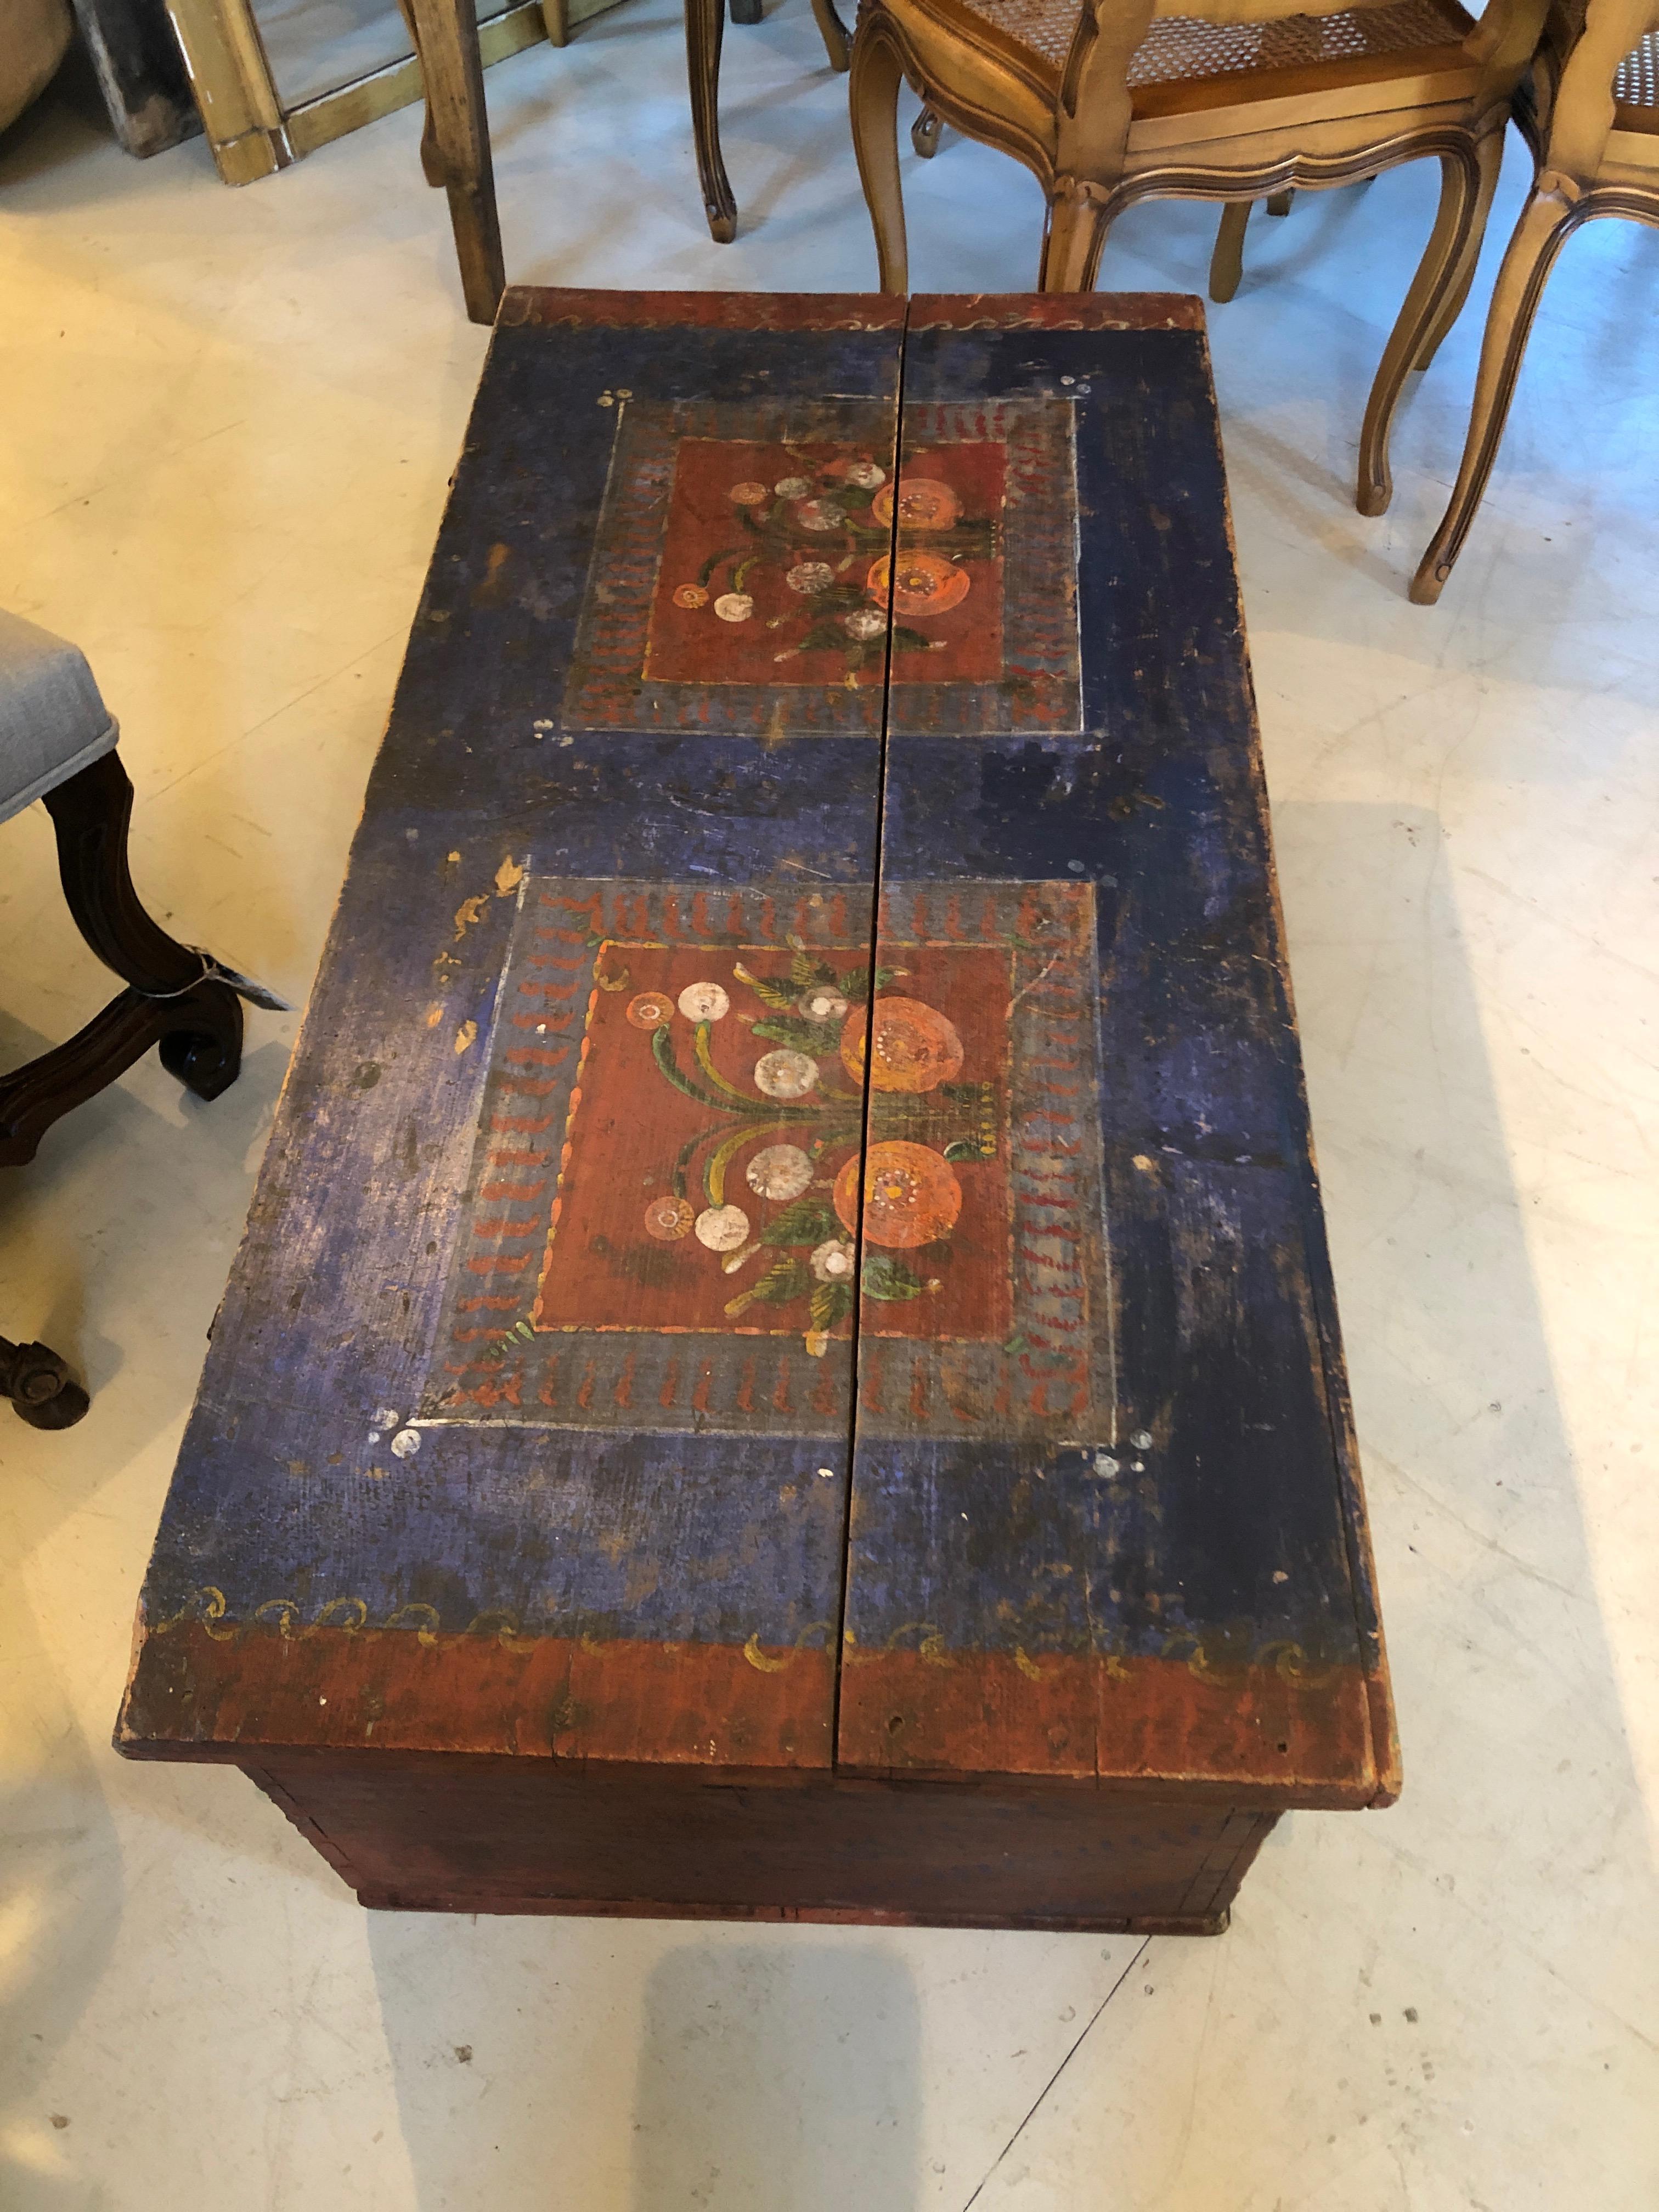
[0,608,120,827]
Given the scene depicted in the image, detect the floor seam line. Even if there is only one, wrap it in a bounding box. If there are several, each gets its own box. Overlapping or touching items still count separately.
[957,1935,1152,2211]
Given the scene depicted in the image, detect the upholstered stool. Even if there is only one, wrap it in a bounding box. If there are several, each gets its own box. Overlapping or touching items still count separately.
[0,610,269,1429]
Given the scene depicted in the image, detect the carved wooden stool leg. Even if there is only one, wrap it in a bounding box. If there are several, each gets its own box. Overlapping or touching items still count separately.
[1,753,245,1167]
[1412,185,1582,603]
[0,1336,90,1430]
[540,0,571,47]
[850,17,910,292]
[912,103,941,156]
[1265,188,1294,216]
[810,0,850,68]
[686,0,738,242]
[1210,201,1251,302]
[43,754,209,997]
[1357,144,1484,517]
[729,0,762,22]
[403,0,505,324]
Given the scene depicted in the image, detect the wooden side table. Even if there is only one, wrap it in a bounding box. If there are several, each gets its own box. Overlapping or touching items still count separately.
[116,290,1398,1930]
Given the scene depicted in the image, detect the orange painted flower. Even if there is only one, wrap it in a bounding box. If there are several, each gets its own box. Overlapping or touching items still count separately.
[627,990,675,1029]
[643,1195,694,1240]
[833,1142,961,1250]
[840,997,964,1092]
[867,551,971,619]
[673,584,708,609]
[871,477,961,532]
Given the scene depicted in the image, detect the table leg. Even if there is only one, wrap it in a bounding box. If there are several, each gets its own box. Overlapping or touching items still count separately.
[404,0,506,323]
[686,0,737,243]
[729,0,763,21]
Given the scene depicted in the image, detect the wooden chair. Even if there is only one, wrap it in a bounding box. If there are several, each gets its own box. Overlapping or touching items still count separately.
[850,0,1550,513]
[1412,0,1658,597]
[399,0,855,320]
[0,610,272,1429]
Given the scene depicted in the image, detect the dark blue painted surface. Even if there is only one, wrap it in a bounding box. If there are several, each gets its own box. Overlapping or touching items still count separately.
[845,322,1361,1677]
[138,315,902,1647]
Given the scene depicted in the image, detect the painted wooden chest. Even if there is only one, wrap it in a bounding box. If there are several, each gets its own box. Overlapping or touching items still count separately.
[116,290,1398,1933]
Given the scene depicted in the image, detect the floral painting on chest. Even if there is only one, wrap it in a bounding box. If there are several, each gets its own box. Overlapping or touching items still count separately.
[563,397,1084,740]
[421,878,1114,1445]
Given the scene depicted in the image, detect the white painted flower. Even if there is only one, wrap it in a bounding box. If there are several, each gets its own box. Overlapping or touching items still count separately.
[794,498,845,532]
[810,1238,856,1282]
[799,986,849,1023]
[786,561,834,595]
[694,1203,751,1251]
[714,592,754,623]
[746,1144,814,1203]
[390,1427,421,1459]
[678,980,730,1022]
[774,475,811,498]
[844,461,886,489]
[844,607,885,641]
[754,1048,819,1099]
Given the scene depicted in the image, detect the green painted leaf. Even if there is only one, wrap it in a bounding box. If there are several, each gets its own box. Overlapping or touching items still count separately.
[697,545,745,587]
[890,626,933,654]
[752,1256,809,1304]
[809,1279,855,1334]
[762,1197,839,1250]
[753,1013,840,1053]
[942,1139,982,1164]
[787,947,837,988]
[862,1256,926,1301]
[798,620,847,653]
[746,975,798,1011]
[838,967,870,1003]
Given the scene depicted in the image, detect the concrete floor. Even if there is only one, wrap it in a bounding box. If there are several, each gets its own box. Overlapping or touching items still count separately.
[2,3,1657,2204]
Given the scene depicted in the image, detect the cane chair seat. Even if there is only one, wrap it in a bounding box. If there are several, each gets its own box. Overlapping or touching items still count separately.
[957,0,1471,91]
[1613,26,1657,121]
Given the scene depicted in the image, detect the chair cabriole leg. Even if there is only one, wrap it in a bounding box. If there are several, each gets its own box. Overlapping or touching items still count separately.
[1040,179,1111,292]
[810,0,851,71]
[1209,200,1250,302]
[1413,119,1506,373]
[849,19,910,293]
[1357,145,1482,517]
[1411,186,1582,603]
[687,0,738,242]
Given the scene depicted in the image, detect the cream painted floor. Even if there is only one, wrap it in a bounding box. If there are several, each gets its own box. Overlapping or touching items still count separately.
[2,5,1657,2204]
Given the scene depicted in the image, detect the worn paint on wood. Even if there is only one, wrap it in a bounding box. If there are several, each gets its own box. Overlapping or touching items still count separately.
[116,292,1396,1925]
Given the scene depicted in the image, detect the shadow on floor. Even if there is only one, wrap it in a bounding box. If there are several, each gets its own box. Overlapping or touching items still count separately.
[366,1918,922,2212]
[629,1940,921,2212]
